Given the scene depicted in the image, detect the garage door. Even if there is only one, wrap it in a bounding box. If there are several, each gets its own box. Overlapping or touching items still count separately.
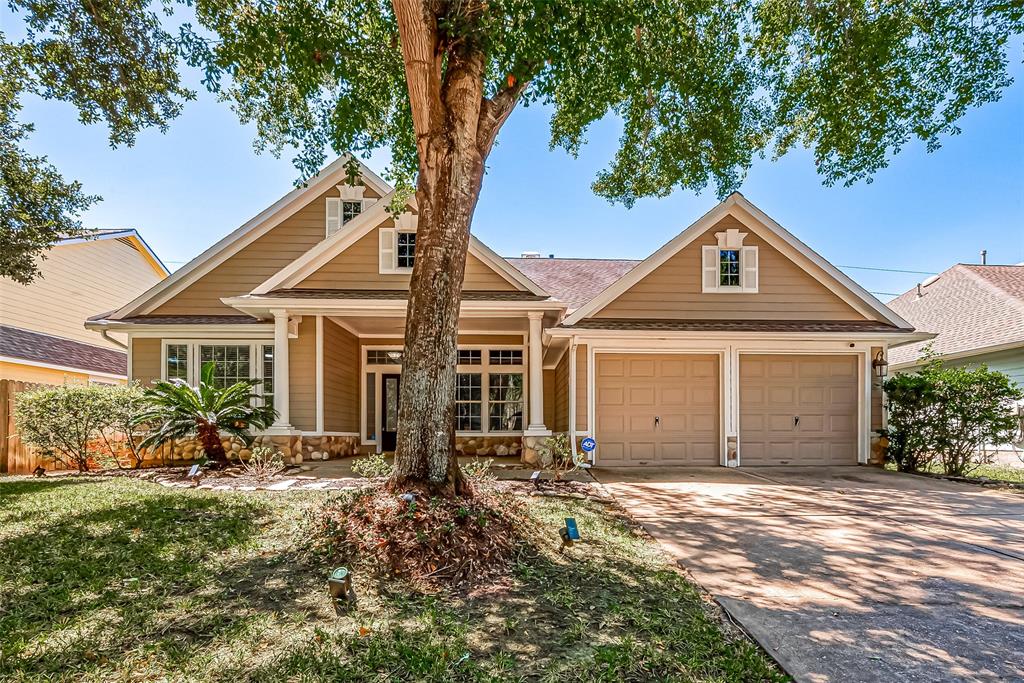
[740,354,858,466]
[596,354,720,466]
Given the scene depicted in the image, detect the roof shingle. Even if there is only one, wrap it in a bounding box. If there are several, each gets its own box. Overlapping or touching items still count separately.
[0,325,127,376]
[506,258,640,311]
[887,264,1024,366]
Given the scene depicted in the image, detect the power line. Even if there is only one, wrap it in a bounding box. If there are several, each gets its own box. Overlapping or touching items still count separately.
[838,264,938,275]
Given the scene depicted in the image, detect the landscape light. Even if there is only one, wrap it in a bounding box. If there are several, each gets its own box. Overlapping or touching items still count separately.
[327,567,356,614]
[530,470,542,489]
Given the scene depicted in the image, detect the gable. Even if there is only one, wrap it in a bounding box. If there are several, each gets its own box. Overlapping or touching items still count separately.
[592,215,867,321]
[152,184,384,315]
[295,222,520,292]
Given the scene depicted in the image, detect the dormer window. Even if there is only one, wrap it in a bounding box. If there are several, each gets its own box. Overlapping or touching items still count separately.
[379,212,418,273]
[702,228,758,293]
[342,200,362,225]
[326,184,376,237]
[396,231,416,269]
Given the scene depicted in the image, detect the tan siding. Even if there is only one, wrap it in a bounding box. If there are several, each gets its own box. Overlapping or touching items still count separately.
[131,338,162,387]
[871,346,884,432]
[594,217,866,321]
[543,368,555,428]
[575,344,588,431]
[553,351,569,433]
[152,186,344,315]
[297,224,520,291]
[0,238,164,349]
[324,318,359,432]
[289,317,316,431]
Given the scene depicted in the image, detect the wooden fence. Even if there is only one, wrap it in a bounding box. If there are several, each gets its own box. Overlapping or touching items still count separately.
[0,380,71,474]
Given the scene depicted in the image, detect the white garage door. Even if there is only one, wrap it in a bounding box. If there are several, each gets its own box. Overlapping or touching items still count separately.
[596,354,720,466]
[740,354,859,466]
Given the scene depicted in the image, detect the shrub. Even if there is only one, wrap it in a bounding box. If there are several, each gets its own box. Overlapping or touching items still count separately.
[14,384,113,472]
[461,457,495,481]
[884,353,1023,476]
[536,433,583,479]
[241,446,285,479]
[95,383,149,468]
[351,453,393,478]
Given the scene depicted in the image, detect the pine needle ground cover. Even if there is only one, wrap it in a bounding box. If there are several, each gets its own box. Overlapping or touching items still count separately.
[0,476,784,682]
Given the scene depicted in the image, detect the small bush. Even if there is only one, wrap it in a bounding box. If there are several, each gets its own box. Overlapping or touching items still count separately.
[241,446,285,479]
[461,457,495,481]
[14,384,115,471]
[351,453,393,478]
[536,433,584,479]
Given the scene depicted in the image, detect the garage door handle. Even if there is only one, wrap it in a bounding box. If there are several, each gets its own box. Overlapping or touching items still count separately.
[655,416,660,428]
[794,416,800,428]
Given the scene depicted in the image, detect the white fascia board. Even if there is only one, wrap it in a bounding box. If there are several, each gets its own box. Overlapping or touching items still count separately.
[112,156,392,318]
[222,296,564,318]
[252,192,397,293]
[890,338,1024,369]
[545,327,928,344]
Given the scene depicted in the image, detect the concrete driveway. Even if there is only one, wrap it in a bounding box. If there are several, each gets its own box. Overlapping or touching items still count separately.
[595,467,1024,683]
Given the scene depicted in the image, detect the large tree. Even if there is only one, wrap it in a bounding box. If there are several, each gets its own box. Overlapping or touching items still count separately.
[5,1,1022,495]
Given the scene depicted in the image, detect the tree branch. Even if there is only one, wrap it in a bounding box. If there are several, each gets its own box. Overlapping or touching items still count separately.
[477,76,531,156]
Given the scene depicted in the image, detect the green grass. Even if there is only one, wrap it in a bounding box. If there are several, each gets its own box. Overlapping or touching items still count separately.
[0,477,784,682]
[885,460,1024,483]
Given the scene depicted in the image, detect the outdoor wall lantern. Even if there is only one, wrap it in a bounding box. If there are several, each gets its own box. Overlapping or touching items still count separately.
[872,350,889,379]
[328,567,356,614]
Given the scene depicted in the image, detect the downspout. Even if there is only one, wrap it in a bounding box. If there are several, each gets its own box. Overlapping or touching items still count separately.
[100,329,128,350]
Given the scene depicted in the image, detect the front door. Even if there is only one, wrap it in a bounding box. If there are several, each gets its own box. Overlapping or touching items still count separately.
[381,373,401,452]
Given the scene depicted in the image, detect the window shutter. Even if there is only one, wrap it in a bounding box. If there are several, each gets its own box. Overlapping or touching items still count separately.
[326,198,341,236]
[741,246,758,292]
[702,246,719,292]
[379,227,396,273]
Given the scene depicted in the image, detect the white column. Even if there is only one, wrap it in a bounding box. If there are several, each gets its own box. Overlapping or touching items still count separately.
[526,311,547,432]
[271,309,292,430]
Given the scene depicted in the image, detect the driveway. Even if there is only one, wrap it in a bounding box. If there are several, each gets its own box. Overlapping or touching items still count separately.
[595,467,1024,683]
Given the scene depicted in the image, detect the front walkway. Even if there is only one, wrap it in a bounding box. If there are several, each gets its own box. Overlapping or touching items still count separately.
[595,466,1024,683]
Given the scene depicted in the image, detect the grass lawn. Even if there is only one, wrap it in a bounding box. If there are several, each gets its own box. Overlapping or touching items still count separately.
[0,477,784,682]
[885,460,1024,483]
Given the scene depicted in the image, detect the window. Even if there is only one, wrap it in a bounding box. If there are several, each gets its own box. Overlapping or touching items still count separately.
[342,200,362,224]
[261,345,275,409]
[199,344,251,388]
[455,373,482,431]
[367,349,403,365]
[457,349,482,365]
[489,349,523,365]
[488,373,523,431]
[166,344,188,381]
[365,373,376,441]
[397,231,416,269]
[719,249,740,287]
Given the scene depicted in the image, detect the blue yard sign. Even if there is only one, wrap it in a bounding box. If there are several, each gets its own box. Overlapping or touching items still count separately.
[580,437,596,453]
[564,518,580,541]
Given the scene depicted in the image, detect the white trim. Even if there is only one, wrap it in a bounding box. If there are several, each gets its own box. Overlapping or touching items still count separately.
[563,193,912,329]
[58,229,170,277]
[890,339,1024,370]
[223,296,564,317]
[112,156,391,318]
[315,315,325,433]
[0,355,126,381]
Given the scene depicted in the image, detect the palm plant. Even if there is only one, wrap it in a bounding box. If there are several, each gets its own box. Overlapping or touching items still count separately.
[135,362,277,468]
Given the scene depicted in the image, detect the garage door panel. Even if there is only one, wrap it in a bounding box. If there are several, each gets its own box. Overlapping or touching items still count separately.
[596,353,720,467]
[741,354,858,467]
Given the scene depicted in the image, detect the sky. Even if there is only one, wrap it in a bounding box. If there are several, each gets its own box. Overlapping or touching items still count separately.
[15,38,1024,302]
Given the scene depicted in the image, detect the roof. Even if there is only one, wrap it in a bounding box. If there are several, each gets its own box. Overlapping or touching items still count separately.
[0,325,127,376]
[507,258,641,311]
[263,288,549,301]
[560,319,909,333]
[888,264,1024,367]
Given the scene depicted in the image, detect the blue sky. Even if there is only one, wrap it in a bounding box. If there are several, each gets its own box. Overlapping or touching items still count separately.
[18,46,1024,302]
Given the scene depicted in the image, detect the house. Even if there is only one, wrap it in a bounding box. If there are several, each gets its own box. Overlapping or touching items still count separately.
[887,264,1024,388]
[1,230,168,384]
[86,158,925,467]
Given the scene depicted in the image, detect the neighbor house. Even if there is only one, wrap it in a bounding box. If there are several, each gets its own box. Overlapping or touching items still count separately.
[87,158,925,467]
[887,264,1024,388]
[1,230,168,384]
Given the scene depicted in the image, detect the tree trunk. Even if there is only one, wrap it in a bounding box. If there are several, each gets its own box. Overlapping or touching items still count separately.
[198,423,228,468]
[388,0,526,497]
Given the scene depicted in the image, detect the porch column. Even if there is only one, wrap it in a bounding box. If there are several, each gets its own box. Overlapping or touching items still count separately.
[526,311,547,432]
[271,309,292,429]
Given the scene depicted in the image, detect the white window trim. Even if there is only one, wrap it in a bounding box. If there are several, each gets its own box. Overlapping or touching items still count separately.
[379,212,418,274]
[160,340,274,401]
[360,344,526,450]
[702,231,758,294]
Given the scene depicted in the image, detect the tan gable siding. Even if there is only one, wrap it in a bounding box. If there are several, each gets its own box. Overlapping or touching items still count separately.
[594,216,866,321]
[575,344,588,431]
[152,185,378,315]
[1,239,164,348]
[289,317,316,431]
[131,337,162,387]
[324,318,359,432]
[296,224,520,291]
